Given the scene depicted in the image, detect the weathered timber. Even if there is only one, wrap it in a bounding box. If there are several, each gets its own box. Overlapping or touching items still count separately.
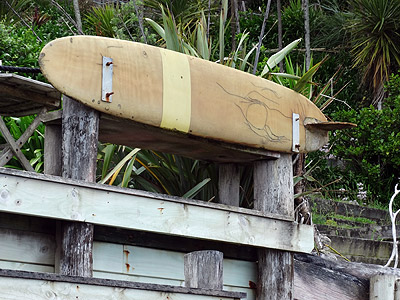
[0,168,313,253]
[62,96,99,182]
[218,164,240,206]
[0,73,60,117]
[184,250,224,290]
[60,96,99,277]
[4,210,400,299]
[94,225,258,261]
[370,274,397,300]
[294,255,367,300]
[254,154,294,300]
[44,123,62,176]
[0,269,246,299]
[0,228,55,266]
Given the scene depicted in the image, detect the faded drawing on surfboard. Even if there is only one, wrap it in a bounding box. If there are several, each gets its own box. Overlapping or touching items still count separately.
[39,36,354,154]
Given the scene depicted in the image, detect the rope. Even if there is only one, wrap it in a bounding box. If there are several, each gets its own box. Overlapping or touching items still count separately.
[0,65,42,74]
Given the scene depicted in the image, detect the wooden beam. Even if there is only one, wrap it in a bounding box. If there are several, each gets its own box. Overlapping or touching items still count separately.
[184,250,223,290]
[60,96,99,277]
[218,164,240,206]
[0,168,313,253]
[0,269,246,299]
[254,154,294,300]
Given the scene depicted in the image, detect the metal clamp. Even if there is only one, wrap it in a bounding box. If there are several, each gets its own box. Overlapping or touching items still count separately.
[102,56,113,103]
[292,113,300,152]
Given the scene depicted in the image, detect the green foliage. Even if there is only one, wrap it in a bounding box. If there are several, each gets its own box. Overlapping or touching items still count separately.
[311,72,400,204]
[85,2,156,43]
[0,6,73,79]
[0,0,32,24]
[347,0,400,102]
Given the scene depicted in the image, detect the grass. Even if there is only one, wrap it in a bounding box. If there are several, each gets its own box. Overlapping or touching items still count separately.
[312,212,377,227]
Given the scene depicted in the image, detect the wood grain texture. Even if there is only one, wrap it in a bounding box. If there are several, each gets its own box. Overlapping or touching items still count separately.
[44,124,62,176]
[0,269,246,299]
[39,36,330,154]
[254,154,295,300]
[0,228,55,265]
[253,154,294,219]
[60,96,99,277]
[0,73,60,117]
[62,96,99,182]
[370,274,396,300]
[184,251,223,290]
[218,164,240,206]
[0,169,313,253]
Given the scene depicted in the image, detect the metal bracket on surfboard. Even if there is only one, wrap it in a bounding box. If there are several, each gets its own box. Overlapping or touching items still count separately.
[292,113,300,153]
[102,56,113,103]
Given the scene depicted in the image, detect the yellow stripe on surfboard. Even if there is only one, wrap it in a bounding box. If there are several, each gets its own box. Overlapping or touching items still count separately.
[160,49,191,133]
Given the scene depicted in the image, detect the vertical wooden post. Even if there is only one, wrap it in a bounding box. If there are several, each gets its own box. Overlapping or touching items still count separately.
[218,164,240,206]
[370,274,397,300]
[43,118,63,273]
[184,250,223,290]
[59,96,99,277]
[44,124,62,176]
[253,154,294,300]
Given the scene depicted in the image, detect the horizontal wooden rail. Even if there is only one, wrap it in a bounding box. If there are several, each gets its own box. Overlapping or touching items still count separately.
[0,168,313,253]
[0,269,246,300]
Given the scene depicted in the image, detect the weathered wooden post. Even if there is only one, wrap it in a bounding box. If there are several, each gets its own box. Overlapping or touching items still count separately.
[254,154,294,300]
[370,274,400,300]
[43,111,63,176]
[59,96,99,276]
[184,250,224,290]
[218,164,240,206]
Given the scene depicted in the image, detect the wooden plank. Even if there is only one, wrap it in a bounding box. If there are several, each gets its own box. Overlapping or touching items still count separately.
[0,212,55,234]
[184,251,223,290]
[370,274,397,300]
[60,96,99,277]
[0,261,54,273]
[0,169,313,253]
[254,154,294,300]
[93,241,256,290]
[0,269,246,299]
[0,228,55,265]
[39,36,340,155]
[0,73,60,117]
[218,164,240,206]
[294,256,367,300]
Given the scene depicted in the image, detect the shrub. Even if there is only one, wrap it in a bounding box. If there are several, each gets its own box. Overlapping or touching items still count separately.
[310,71,400,205]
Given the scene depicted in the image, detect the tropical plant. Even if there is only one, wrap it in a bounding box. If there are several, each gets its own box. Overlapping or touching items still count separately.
[85,2,156,43]
[347,0,400,106]
[0,0,32,24]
